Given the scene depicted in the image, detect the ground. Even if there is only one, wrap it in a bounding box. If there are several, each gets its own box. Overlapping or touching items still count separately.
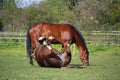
[0,45,120,80]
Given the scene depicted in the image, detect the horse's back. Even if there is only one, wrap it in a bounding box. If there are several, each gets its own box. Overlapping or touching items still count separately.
[29,22,74,34]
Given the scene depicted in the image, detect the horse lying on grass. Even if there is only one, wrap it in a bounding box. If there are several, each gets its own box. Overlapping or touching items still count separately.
[31,37,71,68]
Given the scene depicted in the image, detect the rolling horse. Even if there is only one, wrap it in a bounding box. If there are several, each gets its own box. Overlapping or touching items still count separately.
[31,38,71,68]
[26,23,89,66]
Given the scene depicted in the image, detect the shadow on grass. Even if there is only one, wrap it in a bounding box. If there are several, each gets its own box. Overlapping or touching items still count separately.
[29,63,105,69]
[62,64,86,69]
[29,64,86,69]
[63,64,106,69]
[89,64,104,66]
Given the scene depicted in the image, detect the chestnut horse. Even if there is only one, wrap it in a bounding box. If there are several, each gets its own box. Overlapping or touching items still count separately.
[26,23,89,66]
[32,40,71,68]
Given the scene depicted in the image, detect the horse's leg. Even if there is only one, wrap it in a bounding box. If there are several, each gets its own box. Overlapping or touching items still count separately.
[61,41,71,66]
[62,41,71,53]
[31,54,36,60]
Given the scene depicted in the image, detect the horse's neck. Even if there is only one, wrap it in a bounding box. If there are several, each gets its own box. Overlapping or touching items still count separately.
[78,44,88,54]
[75,34,88,53]
[73,27,88,52]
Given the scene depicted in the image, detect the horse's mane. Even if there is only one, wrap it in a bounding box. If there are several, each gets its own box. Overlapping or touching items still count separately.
[70,25,88,51]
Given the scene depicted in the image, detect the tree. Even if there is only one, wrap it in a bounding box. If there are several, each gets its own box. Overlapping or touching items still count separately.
[0,0,4,9]
[0,19,3,31]
[66,0,102,30]
[1,0,119,32]
[26,0,76,24]
[98,0,120,30]
[1,0,27,31]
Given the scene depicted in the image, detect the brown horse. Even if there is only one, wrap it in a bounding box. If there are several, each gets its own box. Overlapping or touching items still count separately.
[26,23,89,66]
[32,40,71,68]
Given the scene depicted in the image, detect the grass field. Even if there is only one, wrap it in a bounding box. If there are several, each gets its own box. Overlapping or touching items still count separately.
[0,45,120,80]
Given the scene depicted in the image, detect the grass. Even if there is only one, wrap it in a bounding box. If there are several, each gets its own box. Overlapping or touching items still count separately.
[0,45,120,80]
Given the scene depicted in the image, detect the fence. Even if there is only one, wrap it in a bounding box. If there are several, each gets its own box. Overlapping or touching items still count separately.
[84,31,120,45]
[0,31,120,47]
[0,32,26,46]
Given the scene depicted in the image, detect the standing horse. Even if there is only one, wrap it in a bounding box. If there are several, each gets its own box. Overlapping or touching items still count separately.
[32,40,71,68]
[26,23,89,66]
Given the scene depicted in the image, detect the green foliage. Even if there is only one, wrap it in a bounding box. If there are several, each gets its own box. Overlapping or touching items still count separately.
[0,0,4,9]
[0,0,120,31]
[98,0,120,30]
[31,0,76,24]
[109,0,120,24]
[0,19,3,31]
[88,45,120,56]
[1,0,27,31]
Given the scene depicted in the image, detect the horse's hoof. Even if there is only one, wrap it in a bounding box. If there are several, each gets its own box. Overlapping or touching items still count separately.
[30,62,34,66]
[83,63,89,66]
[30,63,34,66]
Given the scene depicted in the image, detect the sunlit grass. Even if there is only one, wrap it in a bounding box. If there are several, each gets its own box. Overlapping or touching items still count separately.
[0,45,120,80]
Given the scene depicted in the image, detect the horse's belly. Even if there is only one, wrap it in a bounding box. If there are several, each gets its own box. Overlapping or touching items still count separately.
[50,40,61,44]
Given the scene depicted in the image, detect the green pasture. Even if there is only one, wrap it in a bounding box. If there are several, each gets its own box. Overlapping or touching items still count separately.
[0,45,120,80]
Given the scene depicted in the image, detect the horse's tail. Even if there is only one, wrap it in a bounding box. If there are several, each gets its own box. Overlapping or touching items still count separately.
[26,29,31,57]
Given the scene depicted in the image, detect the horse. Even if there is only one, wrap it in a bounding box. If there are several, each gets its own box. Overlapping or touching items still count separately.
[32,39,71,68]
[26,23,89,66]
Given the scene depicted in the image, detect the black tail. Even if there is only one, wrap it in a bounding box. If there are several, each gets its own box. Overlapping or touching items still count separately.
[26,30,31,57]
[26,29,33,65]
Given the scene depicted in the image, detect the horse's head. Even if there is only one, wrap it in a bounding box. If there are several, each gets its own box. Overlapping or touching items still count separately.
[80,50,89,66]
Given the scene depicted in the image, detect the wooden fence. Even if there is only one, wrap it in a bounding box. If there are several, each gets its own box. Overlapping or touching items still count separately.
[84,31,120,46]
[0,31,120,47]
